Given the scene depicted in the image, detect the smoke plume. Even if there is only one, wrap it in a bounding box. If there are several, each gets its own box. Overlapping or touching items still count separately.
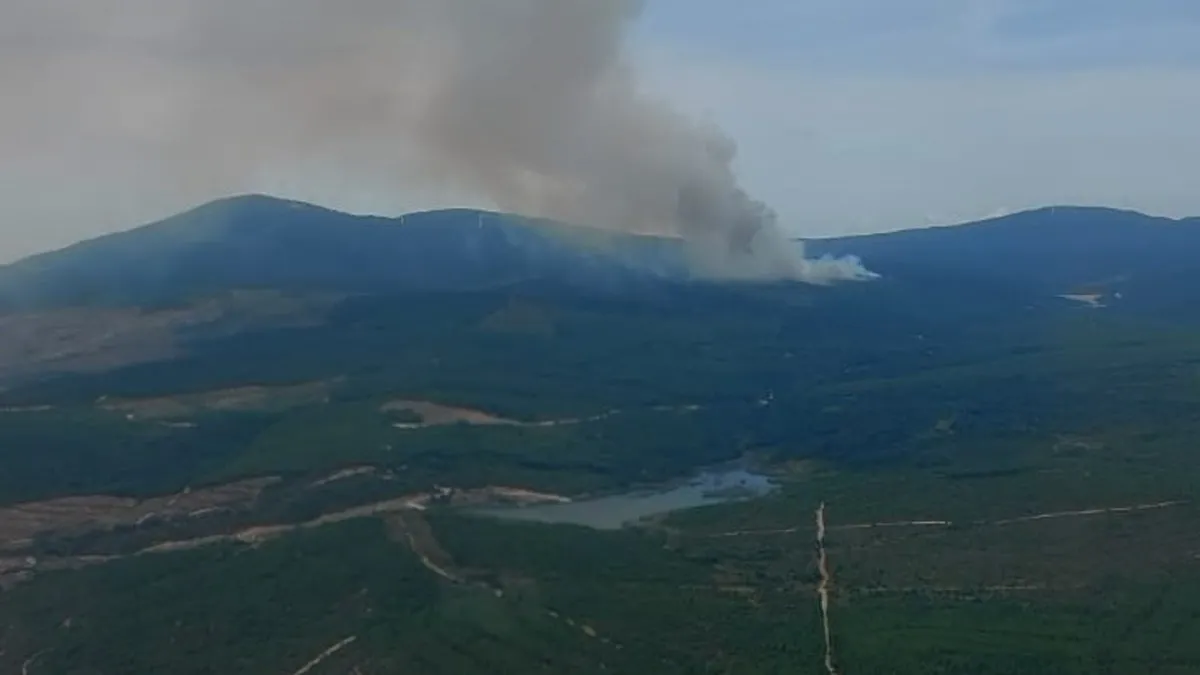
[1,0,874,282]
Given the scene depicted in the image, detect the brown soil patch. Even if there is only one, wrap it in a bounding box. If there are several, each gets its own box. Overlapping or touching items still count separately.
[128,495,425,556]
[102,380,335,420]
[0,477,280,548]
[0,482,572,589]
[381,400,521,426]
[381,400,654,429]
[0,291,339,385]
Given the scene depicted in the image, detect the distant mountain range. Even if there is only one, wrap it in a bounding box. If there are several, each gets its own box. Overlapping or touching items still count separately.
[810,206,1199,311]
[0,195,1196,316]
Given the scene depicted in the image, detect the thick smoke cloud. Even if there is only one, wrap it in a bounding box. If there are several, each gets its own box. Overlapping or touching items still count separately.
[1,0,874,282]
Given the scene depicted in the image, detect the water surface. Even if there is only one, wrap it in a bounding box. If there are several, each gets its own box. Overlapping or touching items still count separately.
[470,468,777,529]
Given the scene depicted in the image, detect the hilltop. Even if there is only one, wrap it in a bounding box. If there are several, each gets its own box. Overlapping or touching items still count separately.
[0,194,695,312]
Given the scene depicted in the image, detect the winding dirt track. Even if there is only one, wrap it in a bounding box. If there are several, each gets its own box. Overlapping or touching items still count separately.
[21,650,48,675]
[289,636,356,675]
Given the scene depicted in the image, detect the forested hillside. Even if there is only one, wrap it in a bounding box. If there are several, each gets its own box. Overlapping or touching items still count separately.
[1,197,1198,674]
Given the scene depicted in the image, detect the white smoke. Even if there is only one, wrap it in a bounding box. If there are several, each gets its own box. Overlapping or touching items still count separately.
[0,0,875,282]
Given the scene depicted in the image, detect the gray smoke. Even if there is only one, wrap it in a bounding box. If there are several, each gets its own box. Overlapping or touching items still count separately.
[1,0,875,282]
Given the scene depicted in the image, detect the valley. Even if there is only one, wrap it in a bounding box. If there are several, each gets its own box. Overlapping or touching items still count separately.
[3,359,1199,674]
[0,198,1198,673]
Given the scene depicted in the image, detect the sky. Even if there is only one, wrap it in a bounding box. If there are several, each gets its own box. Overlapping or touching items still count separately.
[2,0,1200,263]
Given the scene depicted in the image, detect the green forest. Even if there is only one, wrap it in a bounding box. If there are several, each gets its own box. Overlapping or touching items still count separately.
[3,286,1200,673]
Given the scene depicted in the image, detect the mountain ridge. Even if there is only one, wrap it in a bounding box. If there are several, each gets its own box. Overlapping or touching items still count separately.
[1,194,1197,313]
[12,196,1195,264]
[0,195,692,312]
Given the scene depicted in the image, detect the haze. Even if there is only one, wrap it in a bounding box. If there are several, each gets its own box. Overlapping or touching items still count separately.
[2,0,1199,264]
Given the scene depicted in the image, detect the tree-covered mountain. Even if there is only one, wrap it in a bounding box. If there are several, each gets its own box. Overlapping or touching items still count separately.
[1,195,1195,315]
[810,206,1200,313]
[0,195,690,311]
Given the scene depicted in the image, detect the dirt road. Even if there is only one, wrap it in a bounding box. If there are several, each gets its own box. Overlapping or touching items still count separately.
[991,500,1185,525]
[816,502,837,675]
[388,513,464,584]
[21,650,48,675]
[289,636,356,675]
[701,499,1188,539]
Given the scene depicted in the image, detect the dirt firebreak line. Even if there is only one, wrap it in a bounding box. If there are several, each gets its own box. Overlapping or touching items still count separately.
[288,636,356,675]
[816,502,838,675]
[703,499,1189,538]
[719,498,1191,675]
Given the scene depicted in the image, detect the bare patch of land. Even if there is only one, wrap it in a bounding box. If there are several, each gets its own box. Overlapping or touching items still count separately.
[0,480,573,587]
[101,379,336,420]
[0,475,569,556]
[1058,293,1105,308]
[383,399,700,429]
[0,477,280,549]
[0,291,339,385]
[382,400,522,427]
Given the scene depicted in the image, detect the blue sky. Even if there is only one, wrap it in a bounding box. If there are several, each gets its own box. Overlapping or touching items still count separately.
[638,0,1200,72]
[630,0,1200,234]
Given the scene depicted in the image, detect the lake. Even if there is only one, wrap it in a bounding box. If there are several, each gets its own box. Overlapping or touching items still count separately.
[468,468,778,530]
